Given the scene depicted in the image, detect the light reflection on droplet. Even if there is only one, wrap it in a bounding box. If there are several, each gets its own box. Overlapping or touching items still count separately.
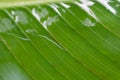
[49,3,61,16]
[11,11,15,15]
[60,3,71,13]
[97,0,116,15]
[74,0,98,21]
[32,8,40,21]
[15,16,19,22]
[61,2,71,9]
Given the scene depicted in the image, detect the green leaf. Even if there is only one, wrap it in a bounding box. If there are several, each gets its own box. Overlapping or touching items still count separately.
[0,0,120,80]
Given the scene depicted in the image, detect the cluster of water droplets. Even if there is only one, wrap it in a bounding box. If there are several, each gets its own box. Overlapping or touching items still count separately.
[32,6,60,30]
[6,10,30,41]
[11,10,29,24]
[74,0,97,20]
[32,8,49,21]
[72,0,120,27]
[0,17,15,33]
[1,0,119,33]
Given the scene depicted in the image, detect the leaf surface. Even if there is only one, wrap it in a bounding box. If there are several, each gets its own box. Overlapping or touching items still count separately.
[0,0,120,80]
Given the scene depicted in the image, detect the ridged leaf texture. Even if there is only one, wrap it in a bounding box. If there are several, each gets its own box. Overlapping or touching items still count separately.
[0,0,120,80]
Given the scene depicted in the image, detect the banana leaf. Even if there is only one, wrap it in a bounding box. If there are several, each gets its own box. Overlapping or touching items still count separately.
[0,0,120,80]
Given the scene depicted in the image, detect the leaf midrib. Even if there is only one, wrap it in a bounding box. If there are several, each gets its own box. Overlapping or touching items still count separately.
[0,0,73,9]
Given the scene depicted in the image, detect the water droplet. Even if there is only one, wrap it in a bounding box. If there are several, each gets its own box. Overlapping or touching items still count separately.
[43,16,59,29]
[11,10,28,24]
[0,18,15,33]
[11,11,15,15]
[116,4,120,7]
[81,18,96,27]
[26,28,37,35]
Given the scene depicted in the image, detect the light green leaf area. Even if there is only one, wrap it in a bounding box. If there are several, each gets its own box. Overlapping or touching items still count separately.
[0,0,120,80]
